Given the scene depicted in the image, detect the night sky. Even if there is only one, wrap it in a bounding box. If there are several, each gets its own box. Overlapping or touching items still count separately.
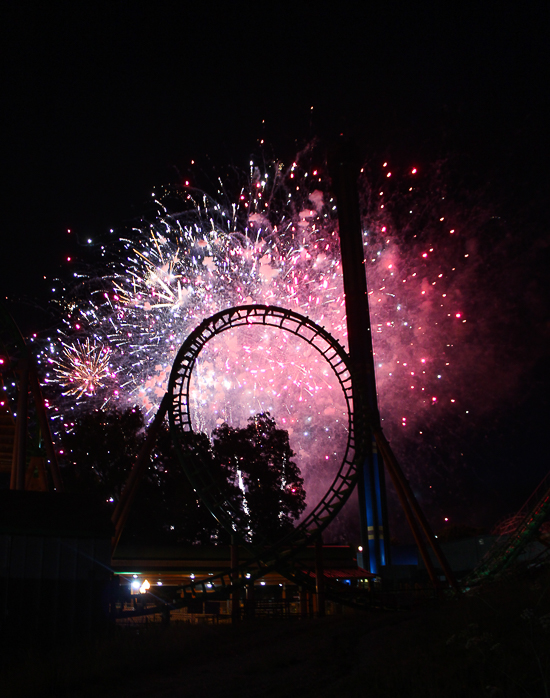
[1,3,549,535]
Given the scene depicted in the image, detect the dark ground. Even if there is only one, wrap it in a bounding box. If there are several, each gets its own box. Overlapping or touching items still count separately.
[6,567,550,698]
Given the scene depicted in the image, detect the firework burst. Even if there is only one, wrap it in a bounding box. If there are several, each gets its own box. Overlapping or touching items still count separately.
[38,149,522,516]
[51,337,113,400]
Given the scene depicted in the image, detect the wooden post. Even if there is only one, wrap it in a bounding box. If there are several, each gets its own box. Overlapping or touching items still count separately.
[231,537,240,623]
[299,587,308,619]
[246,578,255,618]
[315,536,326,617]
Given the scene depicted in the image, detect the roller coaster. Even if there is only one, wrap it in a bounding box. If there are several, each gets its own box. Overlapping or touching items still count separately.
[113,302,459,612]
[112,304,374,612]
[4,290,549,615]
[10,146,540,611]
[0,299,448,613]
[166,305,366,606]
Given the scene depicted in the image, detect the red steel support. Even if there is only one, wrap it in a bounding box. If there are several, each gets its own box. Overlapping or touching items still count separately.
[111,393,170,553]
[329,140,458,593]
[12,358,29,491]
[28,362,63,491]
[375,430,459,592]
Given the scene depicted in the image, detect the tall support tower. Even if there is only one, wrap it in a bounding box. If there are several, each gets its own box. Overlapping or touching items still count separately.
[0,303,63,493]
[329,142,390,573]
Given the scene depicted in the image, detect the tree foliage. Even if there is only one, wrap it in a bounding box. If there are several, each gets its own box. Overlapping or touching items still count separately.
[211,413,306,543]
[60,406,145,503]
[60,406,220,544]
[60,407,306,546]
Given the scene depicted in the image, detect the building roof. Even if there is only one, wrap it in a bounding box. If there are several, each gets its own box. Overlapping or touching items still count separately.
[112,543,372,586]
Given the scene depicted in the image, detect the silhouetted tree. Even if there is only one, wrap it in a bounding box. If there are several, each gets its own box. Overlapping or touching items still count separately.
[60,406,223,544]
[60,406,145,504]
[60,407,305,546]
[211,412,306,543]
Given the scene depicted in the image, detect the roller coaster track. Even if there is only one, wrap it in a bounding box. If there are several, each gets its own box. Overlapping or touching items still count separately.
[165,304,372,608]
[465,470,550,585]
[114,303,456,615]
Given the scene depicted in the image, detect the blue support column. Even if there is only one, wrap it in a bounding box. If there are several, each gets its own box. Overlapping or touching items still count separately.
[371,436,388,567]
[329,141,391,574]
[358,435,388,574]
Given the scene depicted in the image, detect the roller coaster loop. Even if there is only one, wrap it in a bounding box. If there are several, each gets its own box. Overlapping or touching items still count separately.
[167,304,368,597]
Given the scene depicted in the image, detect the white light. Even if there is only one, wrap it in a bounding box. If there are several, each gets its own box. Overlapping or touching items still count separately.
[131,580,140,589]
[260,581,266,586]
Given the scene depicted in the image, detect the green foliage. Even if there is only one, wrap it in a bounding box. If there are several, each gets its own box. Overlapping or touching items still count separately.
[60,407,145,504]
[211,412,306,544]
[60,407,305,546]
[59,406,221,544]
[127,423,224,545]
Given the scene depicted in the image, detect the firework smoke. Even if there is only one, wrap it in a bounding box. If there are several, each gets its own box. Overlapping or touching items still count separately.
[37,149,539,528]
